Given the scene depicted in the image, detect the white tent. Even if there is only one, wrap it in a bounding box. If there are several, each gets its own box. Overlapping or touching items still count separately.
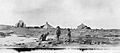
[42,22,54,29]
[77,23,87,29]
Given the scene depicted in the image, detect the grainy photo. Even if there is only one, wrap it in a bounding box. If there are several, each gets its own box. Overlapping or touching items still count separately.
[0,0,120,53]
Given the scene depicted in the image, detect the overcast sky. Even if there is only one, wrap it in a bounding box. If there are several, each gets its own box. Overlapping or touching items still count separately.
[0,0,120,29]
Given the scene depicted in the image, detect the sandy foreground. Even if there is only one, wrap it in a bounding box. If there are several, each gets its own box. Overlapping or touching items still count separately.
[0,35,120,50]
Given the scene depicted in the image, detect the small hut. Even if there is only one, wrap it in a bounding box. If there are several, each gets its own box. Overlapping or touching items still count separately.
[15,20,26,28]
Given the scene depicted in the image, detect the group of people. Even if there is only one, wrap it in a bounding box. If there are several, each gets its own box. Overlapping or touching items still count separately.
[39,26,72,42]
[56,26,71,42]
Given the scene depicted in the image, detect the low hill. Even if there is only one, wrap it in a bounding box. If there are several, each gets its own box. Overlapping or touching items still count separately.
[0,25,13,30]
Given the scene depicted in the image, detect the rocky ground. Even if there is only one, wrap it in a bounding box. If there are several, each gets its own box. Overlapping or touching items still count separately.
[0,27,120,50]
[0,35,119,50]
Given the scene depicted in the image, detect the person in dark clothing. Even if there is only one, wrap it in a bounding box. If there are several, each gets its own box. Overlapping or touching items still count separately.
[56,26,61,41]
[40,32,49,41]
[67,28,71,42]
[39,34,44,41]
[16,20,25,27]
[37,32,49,48]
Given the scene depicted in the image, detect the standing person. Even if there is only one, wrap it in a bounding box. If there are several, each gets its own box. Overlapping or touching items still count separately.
[56,26,61,41]
[67,28,71,43]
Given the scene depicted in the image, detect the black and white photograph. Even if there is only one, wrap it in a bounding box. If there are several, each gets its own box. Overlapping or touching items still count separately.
[0,0,120,53]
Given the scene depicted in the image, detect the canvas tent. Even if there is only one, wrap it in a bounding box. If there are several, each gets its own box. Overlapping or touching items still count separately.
[77,23,87,29]
[77,23,91,29]
[42,22,54,29]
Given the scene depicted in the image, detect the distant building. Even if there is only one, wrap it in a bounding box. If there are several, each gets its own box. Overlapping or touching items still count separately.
[15,20,26,28]
[42,22,54,29]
